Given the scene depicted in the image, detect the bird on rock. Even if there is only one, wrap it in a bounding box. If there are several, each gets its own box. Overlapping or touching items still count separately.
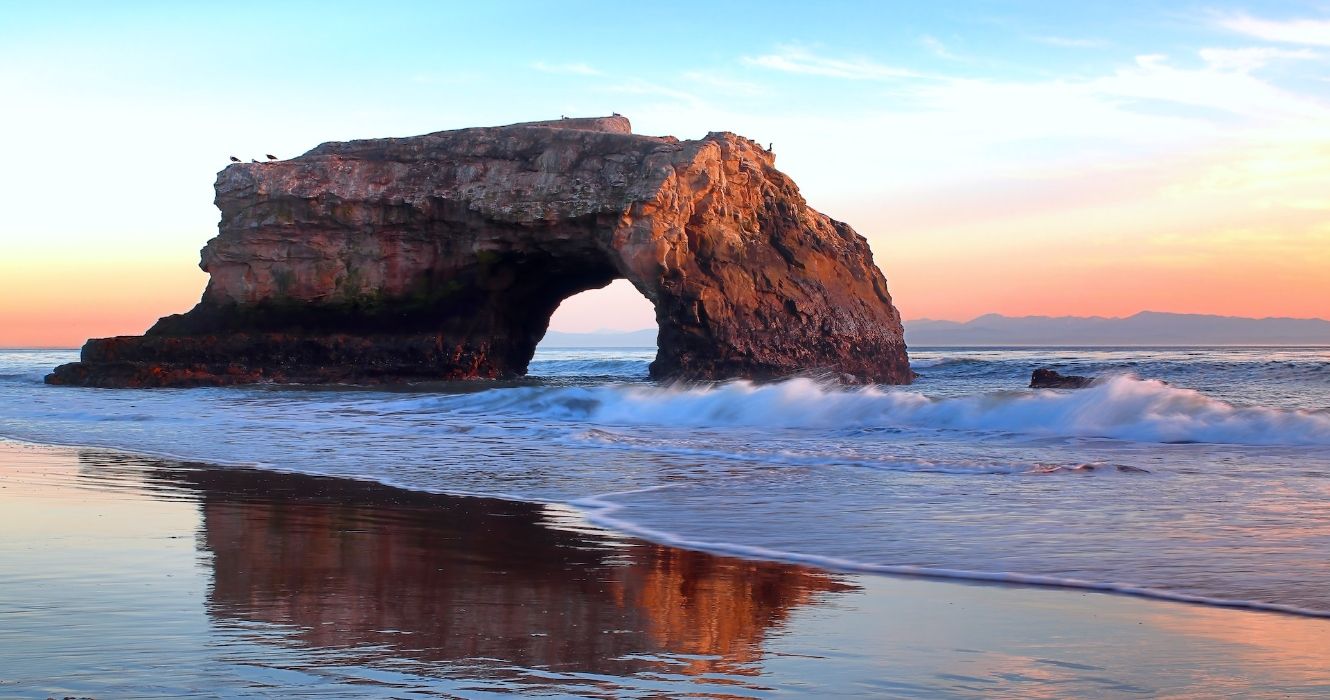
[229,156,241,163]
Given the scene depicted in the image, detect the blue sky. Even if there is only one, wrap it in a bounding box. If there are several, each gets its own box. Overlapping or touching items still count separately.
[2,1,1328,342]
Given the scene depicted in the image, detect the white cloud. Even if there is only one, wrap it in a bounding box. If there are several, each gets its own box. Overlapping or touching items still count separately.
[919,35,960,60]
[1134,53,1170,69]
[1095,52,1330,121]
[623,40,1330,201]
[408,72,483,85]
[1218,13,1330,46]
[599,79,705,109]
[1032,35,1109,48]
[531,61,602,76]
[679,70,769,97]
[711,45,1330,206]
[742,45,922,80]
[1198,46,1319,72]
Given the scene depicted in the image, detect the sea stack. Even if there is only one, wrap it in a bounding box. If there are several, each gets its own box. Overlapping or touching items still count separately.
[47,116,911,387]
[1029,368,1096,389]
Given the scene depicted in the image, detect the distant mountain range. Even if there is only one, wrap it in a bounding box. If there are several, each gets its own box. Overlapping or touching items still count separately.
[539,312,1330,348]
[905,312,1330,346]
[538,329,658,348]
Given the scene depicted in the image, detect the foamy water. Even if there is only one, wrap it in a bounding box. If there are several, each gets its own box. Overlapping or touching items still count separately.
[2,346,1329,615]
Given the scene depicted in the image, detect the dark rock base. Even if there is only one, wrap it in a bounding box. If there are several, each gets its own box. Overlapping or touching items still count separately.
[45,334,512,388]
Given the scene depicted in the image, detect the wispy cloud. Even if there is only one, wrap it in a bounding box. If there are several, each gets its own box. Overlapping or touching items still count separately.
[408,72,483,85]
[788,46,1330,188]
[919,35,960,60]
[680,71,768,96]
[1134,53,1169,69]
[531,61,602,76]
[599,79,705,108]
[742,45,922,80]
[1198,46,1319,72]
[1092,51,1329,122]
[1218,13,1330,46]
[1032,35,1110,48]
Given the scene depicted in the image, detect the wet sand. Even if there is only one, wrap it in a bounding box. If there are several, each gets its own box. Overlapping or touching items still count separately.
[1,439,1327,698]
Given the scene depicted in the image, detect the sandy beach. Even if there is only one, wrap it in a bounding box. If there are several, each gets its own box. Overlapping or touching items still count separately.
[1,438,1327,698]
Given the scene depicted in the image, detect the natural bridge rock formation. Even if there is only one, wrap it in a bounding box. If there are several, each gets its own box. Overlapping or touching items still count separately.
[48,116,911,387]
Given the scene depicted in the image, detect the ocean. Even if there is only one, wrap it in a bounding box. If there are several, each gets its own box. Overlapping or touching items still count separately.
[2,346,1328,617]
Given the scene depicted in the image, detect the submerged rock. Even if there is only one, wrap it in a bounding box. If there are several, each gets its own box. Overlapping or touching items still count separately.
[1030,368,1096,389]
[48,115,911,388]
[1027,463,1152,475]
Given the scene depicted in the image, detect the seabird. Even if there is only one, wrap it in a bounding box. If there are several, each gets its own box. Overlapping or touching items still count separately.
[229,156,241,163]
[251,159,260,163]
[266,154,277,160]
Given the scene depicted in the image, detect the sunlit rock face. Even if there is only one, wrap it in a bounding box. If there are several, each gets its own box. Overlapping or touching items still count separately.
[48,115,910,387]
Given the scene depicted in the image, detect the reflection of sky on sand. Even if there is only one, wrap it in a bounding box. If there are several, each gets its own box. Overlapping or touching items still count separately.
[1145,605,1330,690]
[786,577,1330,697]
[2,439,1328,698]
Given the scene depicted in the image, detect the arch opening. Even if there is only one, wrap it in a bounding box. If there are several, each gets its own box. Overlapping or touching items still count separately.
[529,280,660,380]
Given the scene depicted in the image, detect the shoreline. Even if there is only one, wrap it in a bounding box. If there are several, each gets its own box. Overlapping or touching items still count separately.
[579,490,1330,620]
[3,438,1329,697]
[6,433,1327,621]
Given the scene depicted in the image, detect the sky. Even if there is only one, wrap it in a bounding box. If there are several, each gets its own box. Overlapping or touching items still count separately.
[1,0,1328,345]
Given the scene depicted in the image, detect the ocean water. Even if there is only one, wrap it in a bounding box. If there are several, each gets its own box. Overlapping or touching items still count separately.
[2,346,1329,616]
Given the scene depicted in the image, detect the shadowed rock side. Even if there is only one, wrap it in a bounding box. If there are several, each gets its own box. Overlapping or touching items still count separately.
[48,115,910,387]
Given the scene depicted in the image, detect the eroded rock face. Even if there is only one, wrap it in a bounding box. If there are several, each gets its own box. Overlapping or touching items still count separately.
[48,116,911,387]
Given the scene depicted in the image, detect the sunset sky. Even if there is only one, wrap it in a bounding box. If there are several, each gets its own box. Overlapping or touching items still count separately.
[2,1,1328,345]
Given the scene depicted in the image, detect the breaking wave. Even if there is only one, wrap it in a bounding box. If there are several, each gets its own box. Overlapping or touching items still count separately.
[431,375,1330,446]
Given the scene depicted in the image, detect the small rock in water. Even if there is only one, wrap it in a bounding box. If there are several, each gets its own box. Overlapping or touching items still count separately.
[1026,462,1150,475]
[1030,368,1095,389]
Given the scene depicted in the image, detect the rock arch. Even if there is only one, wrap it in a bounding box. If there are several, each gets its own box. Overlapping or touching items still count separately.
[48,116,912,387]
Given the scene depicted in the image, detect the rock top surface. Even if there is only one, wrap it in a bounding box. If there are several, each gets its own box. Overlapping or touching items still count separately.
[48,116,911,387]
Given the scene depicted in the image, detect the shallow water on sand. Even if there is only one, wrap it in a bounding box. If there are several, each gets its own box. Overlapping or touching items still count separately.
[2,347,1330,618]
[3,441,1329,698]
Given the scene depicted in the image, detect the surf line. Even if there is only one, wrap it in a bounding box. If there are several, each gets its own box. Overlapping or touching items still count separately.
[573,490,1330,620]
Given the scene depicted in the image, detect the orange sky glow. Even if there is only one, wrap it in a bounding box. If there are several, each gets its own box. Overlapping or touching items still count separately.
[5,129,1328,345]
[4,5,1329,345]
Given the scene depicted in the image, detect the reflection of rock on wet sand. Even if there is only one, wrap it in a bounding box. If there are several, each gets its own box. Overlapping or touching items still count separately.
[44,446,1330,698]
[169,468,853,679]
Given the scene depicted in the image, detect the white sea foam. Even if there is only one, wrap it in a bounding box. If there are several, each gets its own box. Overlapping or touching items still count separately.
[434,375,1330,446]
[570,428,1026,474]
